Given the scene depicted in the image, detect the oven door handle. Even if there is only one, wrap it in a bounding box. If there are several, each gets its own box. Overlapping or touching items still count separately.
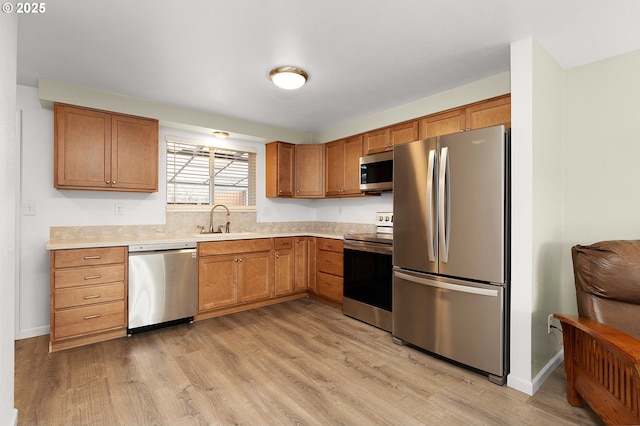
[344,240,392,255]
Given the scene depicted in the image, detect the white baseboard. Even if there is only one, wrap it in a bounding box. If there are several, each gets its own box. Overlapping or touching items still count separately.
[8,408,18,426]
[16,325,49,340]
[532,348,564,394]
[507,348,564,395]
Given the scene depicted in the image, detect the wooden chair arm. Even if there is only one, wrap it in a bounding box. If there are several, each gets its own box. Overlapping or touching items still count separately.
[554,314,640,362]
[555,313,640,424]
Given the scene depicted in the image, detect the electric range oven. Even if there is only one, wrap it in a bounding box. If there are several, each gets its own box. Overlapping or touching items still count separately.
[343,212,393,332]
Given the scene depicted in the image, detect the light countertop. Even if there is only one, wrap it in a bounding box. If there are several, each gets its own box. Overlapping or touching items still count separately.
[46,231,345,251]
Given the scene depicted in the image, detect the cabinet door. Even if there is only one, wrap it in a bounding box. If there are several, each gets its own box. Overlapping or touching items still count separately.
[111,114,158,192]
[265,142,295,197]
[198,255,238,310]
[238,251,274,303]
[363,127,391,154]
[419,109,465,139]
[274,248,295,296]
[295,144,324,197]
[342,135,363,195]
[390,120,419,147]
[278,143,295,197]
[54,104,111,189]
[324,140,345,196]
[294,237,308,292]
[465,95,511,130]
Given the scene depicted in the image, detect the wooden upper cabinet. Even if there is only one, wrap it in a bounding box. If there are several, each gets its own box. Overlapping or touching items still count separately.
[325,135,362,196]
[266,141,295,197]
[294,144,324,198]
[363,127,391,154]
[324,140,345,196]
[54,103,158,192]
[418,95,511,138]
[419,109,465,139]
[364,121,418,154]
[464,95,511,131]
[343,135,363,195]
[390,120,419,147]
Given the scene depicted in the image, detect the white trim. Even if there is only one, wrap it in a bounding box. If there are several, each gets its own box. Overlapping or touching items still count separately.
[164,134,258,153]
[16,325,49,340]
[532,348,564,394]
[8,408,18,426]
[507,348,564,395]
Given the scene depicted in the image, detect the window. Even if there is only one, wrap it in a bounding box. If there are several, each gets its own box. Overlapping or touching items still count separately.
[166,138,256,207]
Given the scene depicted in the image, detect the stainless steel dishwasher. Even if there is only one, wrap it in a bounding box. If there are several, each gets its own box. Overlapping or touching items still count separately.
[128,241,197,334]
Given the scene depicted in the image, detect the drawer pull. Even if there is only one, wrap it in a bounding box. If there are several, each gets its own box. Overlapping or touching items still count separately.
[84,275,102,280]
[83,255,102,260]
[83,294,102,300]
[84,314,101,320]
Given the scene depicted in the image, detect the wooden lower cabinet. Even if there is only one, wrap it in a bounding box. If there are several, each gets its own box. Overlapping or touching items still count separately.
[314,238,344,304]
[294,237,311,292]
[198,239,274,312]
[49,246,127,352]
[274,237,295,296]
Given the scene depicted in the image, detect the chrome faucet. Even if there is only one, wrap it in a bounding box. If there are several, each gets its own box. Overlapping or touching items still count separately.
[209,204,230,233]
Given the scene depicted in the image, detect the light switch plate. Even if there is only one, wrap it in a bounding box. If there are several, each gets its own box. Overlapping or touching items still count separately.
[23,199,36,216]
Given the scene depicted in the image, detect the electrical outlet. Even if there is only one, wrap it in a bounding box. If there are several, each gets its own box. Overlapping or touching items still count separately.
[114,203,124,215]
[547,314,554,334]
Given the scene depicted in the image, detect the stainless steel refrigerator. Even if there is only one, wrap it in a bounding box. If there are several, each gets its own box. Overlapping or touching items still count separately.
[392,125,509,385]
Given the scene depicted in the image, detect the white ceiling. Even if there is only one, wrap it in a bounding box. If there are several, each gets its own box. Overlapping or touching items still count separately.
[17,0,640,134]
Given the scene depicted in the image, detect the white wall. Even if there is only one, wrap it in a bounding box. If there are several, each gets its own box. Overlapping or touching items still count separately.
[530,40,565,382]
[508,37,535,394]
[17,86,167,338]
[562,50,640,309]
[0,11,18,426]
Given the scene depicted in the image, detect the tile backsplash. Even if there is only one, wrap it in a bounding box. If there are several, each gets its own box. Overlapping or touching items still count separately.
[49,211,375,240]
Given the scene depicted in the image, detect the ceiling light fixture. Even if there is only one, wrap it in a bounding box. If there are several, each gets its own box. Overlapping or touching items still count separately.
[213,131,229,138]
[269,66,308,90]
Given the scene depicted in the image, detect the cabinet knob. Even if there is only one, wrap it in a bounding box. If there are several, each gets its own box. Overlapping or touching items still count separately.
[275,254,280,258]
[105,180,111,184]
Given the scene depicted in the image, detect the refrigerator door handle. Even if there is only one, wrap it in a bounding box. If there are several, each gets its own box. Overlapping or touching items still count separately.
[394,270,499,297]
[426,149,436,261]
[438,146,451,263]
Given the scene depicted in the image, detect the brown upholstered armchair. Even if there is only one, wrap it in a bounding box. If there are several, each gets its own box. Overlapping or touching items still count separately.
[555,240,640,425]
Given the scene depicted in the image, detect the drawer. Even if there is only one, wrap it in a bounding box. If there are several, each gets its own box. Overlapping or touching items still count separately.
[53,300,126,340]
[274,237,293,250]
[316,272,343,302]
[54,264,125,290]
[54,246,126,268]
[317,238,343,253]
[317,250,343,276]
[54,282,125,310]
[199,238,273,256]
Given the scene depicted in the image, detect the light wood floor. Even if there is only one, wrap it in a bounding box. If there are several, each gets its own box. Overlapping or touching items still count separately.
[15,298,601,425]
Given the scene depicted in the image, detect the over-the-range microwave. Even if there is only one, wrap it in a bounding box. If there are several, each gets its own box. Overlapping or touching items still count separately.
[359,151,393,192]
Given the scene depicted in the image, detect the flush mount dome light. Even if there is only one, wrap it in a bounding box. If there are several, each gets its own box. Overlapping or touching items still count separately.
[213,131,229,138]
[269,66,308,90]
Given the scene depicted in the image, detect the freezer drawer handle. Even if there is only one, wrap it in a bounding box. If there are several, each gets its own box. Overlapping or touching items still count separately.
[394,271,498,297]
